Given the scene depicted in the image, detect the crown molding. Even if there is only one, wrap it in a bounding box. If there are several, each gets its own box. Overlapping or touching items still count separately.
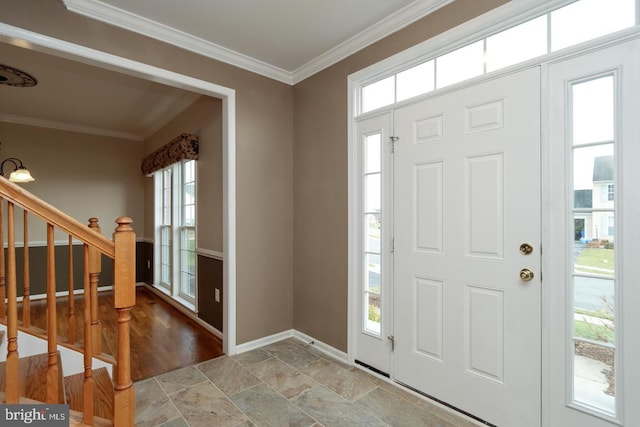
[0,112,143,141]
[62,0,454,86]
[292,0,455,84]
[61,0,293,85]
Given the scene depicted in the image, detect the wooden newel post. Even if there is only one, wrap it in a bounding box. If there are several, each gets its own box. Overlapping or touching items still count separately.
[88,217,103,355]
[113,217,136,427]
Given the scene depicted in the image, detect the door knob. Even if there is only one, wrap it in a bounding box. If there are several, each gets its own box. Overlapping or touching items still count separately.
[519,268,534,281]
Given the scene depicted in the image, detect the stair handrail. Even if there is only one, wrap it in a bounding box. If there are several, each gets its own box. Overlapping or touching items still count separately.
[0,178,114,257]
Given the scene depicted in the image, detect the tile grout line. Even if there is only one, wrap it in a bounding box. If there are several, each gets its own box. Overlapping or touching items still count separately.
[152,376,189,427]
[238,344,391,427]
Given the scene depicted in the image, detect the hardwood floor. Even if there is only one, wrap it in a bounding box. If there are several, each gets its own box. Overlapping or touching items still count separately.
[20,286,224,381]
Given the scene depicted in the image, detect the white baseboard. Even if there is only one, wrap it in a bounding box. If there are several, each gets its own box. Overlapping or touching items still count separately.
[16,286,113,302]
[292,330,349,364]
[235,329,295,354]
[235,329,349,365]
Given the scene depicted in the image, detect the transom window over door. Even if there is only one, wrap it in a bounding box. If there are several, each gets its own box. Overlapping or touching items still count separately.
[359,0,637,115]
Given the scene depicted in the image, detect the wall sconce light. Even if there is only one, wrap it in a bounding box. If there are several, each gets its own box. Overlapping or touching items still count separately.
[0,143,35,183]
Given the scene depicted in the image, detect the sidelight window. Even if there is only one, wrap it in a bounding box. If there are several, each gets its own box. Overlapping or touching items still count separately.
[363,132,382,335]
[570,74,617,416]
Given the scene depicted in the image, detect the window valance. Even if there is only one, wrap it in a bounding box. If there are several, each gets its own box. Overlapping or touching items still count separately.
[141,133,199,175]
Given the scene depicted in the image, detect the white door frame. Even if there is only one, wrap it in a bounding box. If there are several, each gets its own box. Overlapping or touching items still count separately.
[0,23,238,355]
[347,0,640,423]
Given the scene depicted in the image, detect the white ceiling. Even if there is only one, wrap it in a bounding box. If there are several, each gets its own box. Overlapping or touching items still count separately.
[0,42,202,141]
[0,0,452,140]
[62,0,454,84]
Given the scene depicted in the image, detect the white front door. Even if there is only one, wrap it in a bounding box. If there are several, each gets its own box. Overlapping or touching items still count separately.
[546,37,640,427]
[393,68,541,427]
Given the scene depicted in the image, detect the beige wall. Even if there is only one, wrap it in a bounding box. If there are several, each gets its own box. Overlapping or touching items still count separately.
[143,97,223,253]
[2,0,294,344]
[0,122,144,242]
[292,0,511,350]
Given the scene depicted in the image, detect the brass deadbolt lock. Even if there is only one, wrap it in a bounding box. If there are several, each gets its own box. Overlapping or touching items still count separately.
[520,243,533,255]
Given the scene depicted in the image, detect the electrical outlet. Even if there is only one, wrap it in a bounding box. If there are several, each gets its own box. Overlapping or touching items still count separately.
[214,288,220,303]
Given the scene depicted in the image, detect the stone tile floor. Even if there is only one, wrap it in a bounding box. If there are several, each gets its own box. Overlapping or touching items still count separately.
[134,338,481,427]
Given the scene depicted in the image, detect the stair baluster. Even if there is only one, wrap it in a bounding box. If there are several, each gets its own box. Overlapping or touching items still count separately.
[82,244,95,425]
[22,210,30,328]
[88,218,102,356]
[68,235,76,344]
[46,224,60,403]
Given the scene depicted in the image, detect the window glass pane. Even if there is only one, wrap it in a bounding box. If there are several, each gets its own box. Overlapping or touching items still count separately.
[183,181,196,203]
[573,272,615,415]
[181,271,196,298]
[436,40,484,89]
[184,160,195,182]
[552,0,635,51]
[573,144,614,203]
[572,76,614,145]
[364,173,381,212]
[162,265,170,284]
[184,204,195,227]
[365,292,381,334]
[362,75,395,113]
[573,344,615,413]
[364,133,381,173]
[182,249,195,275]
[397,60,435,102]
[182,228,195,251]
[365,214,381,253]
[486,16,547,72]
[365,253,380,293]
[162,169,172,225]
[574,236,615,278]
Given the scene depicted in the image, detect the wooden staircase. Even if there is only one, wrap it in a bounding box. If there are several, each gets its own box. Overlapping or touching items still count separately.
[0,177,136,426]
[0,350,115,419]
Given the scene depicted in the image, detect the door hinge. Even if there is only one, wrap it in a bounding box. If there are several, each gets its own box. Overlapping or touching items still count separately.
[390,136,399,153]
[388,335,395,351]
[391,238,395,253]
